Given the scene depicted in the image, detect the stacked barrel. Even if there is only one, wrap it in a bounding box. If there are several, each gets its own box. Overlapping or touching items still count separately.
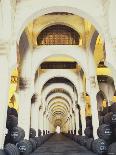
[0,107,53,155]
[99,103,116,155]
[65,102,116,155]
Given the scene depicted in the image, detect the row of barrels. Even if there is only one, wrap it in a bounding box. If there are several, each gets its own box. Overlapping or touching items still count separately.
[65,131,116,155]
[0,107,53,155]
[1,130,53,155]
[66,103,116,154]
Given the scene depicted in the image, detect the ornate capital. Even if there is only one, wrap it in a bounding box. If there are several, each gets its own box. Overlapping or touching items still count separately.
[18,77,30,90]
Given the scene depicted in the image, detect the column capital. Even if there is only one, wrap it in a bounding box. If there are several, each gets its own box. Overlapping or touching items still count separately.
[18,77,31,90]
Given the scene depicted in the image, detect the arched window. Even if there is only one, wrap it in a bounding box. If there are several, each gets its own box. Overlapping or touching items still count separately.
[37,25,80,45]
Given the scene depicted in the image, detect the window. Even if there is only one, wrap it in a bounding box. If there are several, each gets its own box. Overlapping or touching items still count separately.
[37,25,80,45]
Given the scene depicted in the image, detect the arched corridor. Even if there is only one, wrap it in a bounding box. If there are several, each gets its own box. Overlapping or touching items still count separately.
[0,1,116,155]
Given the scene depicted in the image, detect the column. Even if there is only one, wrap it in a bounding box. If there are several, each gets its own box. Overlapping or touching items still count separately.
[0,48,9,149]
[70,116,73,133]
[31,93,39,136]
[88,77,99,139]
[18,47,34,140]
[18,78,33,139]
[46,115,49,134]
[1,0,12,40]
[79,93,86,136]
[38,106,44,135]
[43,112,46,134]
[80,105,86,136]
[75,108,79,135]
[72,112,75,134]
[67,118,70,133]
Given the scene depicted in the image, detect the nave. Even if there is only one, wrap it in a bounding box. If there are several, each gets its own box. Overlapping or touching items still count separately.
[0,1,116,155]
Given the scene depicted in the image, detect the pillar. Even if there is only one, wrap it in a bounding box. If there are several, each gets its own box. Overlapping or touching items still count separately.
[86,49,99,139]
[0,49,9,149]
[72,112,75,134]
[0,1,13,147]
[67,117,69,133]
[43,112,47,133]
[18,46,34,140]
[75,108,79,135]
[79,93,86,136]
[18,78,33,139]
[80,105,86,136]
[38,106,44,135]
[88,77,99,139]
[31,93,39,136]
[69,116,73,133]
[46,115,49,134]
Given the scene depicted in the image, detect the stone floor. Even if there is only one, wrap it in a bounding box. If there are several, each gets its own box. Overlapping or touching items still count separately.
[31,134,96,155]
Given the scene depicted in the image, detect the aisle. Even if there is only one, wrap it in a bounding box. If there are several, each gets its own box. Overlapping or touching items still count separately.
[31,134,96,155]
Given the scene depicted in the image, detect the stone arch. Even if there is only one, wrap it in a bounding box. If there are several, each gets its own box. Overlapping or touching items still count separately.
[43,84,73,99]
[48,98,71,110]
[50,105,68,116]
[90,30,99,53]
[45,92,73,102]
[41,83,74,107]
[19,31,30,57]
[18,30,33,77]
[98,75,115,104]
[46,97,71,121]
[15,1,104,42]
[46,93,72,127]
[47,99,70,112]
[35,69,83,107]
[46,93,73,111]
[96,90,107,111]
[46,90,73,103]
[36,22,82,45]
[33,45,92,77]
